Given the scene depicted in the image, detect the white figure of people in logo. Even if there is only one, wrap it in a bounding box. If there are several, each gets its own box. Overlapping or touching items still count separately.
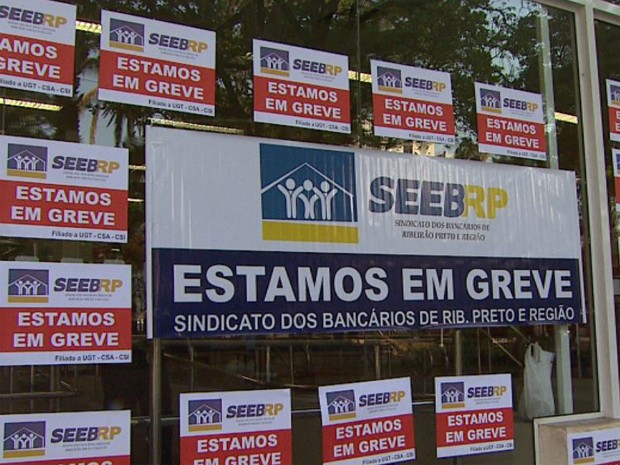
[329,397,353,414]
[192,407,218,425]
[442,388,463,403]
[573,442,593,459]
[11,153,42,171]
[12,278,43,296]
[10,431,39,450]
[277,178,338,221]
[481,93,499,108]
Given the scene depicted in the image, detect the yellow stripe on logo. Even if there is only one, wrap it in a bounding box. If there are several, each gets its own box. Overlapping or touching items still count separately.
[7,169,46,179]
[263,222,359,244]
[443,402,465,409]
[110,42,144,52]
[261,67,289,77]
[378,86,402,94]
[188,424,222,432]
[329,412,356,421]
[3,450,45,458]
[8,296,48,303]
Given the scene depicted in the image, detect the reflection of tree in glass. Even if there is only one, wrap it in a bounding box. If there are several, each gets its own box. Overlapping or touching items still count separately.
[15,0,574,166]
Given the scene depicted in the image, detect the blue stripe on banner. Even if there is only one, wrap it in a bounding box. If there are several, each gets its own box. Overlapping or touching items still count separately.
[151,248,585,338]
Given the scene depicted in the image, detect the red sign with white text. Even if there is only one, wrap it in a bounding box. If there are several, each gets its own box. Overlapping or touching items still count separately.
[607,79,620,142]
[99,11,216,116]
[180,390,292,465]
[371,60,456,144]
[0,262,132,366]
[435,374,514,458]
[319,378,415,465]
[0,135,128,242]
[475,83,547,161]
[0,0,76,96]
[613,149,620,215]
[253,39,350,133]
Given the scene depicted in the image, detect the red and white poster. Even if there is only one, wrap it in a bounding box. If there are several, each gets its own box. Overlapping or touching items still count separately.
[613,149,620,211]
[0,410,130,465]
[99,10,216,116]
[179,389,292,465]
[371,60,455,144]
[475,83,547,161]
[0,0,76,96]
[606,79,620,142]
[253,39,350,133]
[319,377,415,465]
[0,261,132,366]
[435,374,514,458]
[0,135,128,243]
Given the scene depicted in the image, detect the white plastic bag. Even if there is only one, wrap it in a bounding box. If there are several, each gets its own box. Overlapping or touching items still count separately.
[518,343,555,419]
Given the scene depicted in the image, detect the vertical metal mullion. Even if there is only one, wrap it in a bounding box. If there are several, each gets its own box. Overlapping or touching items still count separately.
[574,1,620,418]
[537,6,574,415]
[150,338,162,465]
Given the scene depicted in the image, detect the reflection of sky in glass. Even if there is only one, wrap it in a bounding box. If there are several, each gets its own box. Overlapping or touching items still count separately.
[486,0,546,82]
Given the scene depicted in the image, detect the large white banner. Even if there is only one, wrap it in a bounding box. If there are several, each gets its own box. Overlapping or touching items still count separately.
[0,0,76,96]
[0,135,128,242]
[99,10,216,116]
[0,261,132,365]
[0,410,130,465]
[146,127,584,338]
[180,389,292,465]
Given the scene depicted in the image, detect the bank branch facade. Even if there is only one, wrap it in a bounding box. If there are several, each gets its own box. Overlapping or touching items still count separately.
[1,0,620,464]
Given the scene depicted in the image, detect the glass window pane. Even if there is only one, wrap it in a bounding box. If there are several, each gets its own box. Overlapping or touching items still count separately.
[0,2,598,465]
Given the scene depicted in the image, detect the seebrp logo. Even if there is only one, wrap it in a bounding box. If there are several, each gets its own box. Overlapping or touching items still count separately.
[376,66,403,94]
[260,144,358,244]
[440,382,465,410]
[8,269,49,304]
[0,6,67,28]
[188,399,223,432]
[572,437,595,464]
[610,85,620,106]
[109,18,145,52]
[3,421,46,459]
[260,47,290,77]
[6,143,48,179]
[326,390,356,421]
[54,277,123,294]
[480,88,502,114]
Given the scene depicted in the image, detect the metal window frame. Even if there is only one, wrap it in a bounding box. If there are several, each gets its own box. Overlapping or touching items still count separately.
[572,0,620,420]
[147,2,620,464]
[531,3,620,463]
[532,0,620,421]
